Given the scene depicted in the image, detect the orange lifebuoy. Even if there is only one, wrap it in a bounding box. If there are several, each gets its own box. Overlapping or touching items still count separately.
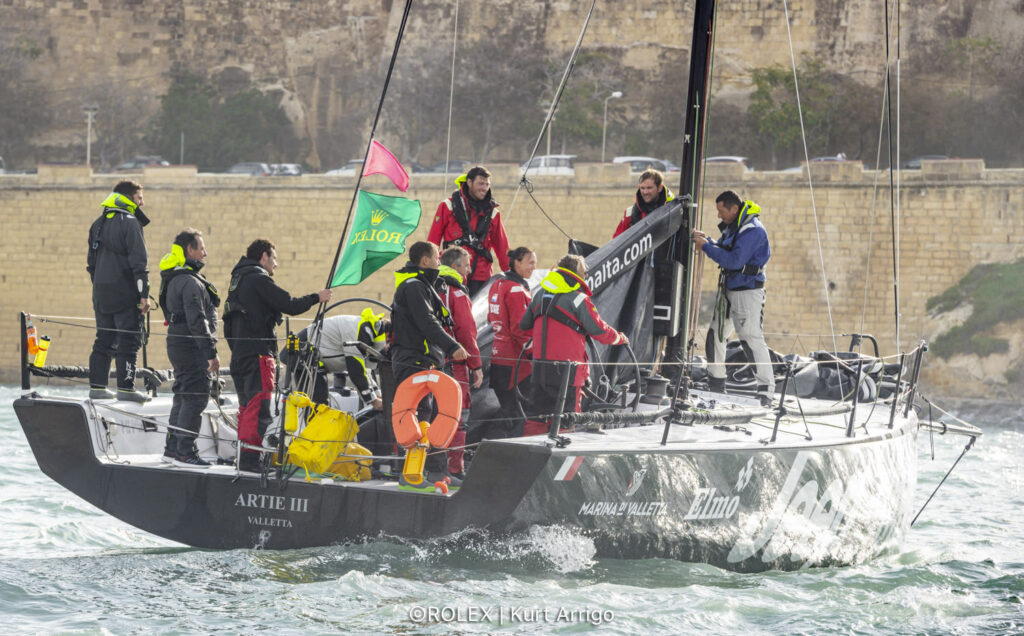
[391,370,464,449]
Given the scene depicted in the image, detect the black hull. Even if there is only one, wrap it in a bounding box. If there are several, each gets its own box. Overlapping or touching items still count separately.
[16,396,918,571]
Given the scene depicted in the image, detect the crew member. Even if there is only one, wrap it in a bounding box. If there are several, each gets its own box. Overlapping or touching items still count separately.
[481,246,536,440]
[158,229,219,467]
[224,238,332,472]
[438,246,483,477]
[691,190,774,407]
[520,254,628,436]
[86,180,151,402]
[299,309,390,409]
[390,241,468,481]
[427,165,510,297]
[612,169,674,237]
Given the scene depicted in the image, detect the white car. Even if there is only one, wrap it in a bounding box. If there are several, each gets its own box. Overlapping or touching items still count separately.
[612,156,679,173]
[520,154,576,176]
[705,156,754,171]
[325,160,364,176]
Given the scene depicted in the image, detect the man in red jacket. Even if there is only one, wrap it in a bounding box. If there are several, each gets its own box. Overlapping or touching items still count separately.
[612,169,675,238]
[428,165,510,297]
[520,254,628,436]
[438,246,483,477]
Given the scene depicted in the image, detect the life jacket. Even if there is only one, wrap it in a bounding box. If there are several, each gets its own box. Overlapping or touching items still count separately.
[157,243,220,324]
[443,174,497,264]
[87,192,150,276]
[717,200,767,278]
[534,268,589,360]
[222,261,270,349]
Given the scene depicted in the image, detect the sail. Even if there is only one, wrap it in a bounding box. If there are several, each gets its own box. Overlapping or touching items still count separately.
[584,200,684,385]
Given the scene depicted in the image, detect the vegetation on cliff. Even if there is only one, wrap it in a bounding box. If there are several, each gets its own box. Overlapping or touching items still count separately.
[927,258,1024,362]
[148,72,299,172]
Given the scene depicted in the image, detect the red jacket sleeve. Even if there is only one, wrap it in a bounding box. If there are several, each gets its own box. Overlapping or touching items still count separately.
[427,200,449,246]
[579,296,623,346]
[449,287,481,369]
[612,208,631,238]
[506,284,532,350]
[490,211,510,271]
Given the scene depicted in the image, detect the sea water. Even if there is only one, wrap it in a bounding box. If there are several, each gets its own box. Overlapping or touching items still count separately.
[1,385,1021,634]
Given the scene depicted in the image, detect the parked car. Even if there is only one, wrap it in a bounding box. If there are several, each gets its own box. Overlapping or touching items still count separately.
[227,162,272,176]
[114,156,170,172]
[325,160,364,176]
[521,154,576,175]
[611,156,678,173]
[425,159,474,174]
[705,156,754,171]
[780,154,849,173]
[270,163,303,176]
[901,155,949,169]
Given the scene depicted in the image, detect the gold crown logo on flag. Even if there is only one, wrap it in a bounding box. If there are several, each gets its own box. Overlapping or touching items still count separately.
[370,209,388,226]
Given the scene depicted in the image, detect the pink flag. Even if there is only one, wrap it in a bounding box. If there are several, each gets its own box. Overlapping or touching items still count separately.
[362,140,410,192]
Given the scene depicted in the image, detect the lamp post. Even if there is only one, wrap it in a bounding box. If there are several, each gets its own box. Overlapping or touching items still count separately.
[601,91,622,163]
[82,104,99,167]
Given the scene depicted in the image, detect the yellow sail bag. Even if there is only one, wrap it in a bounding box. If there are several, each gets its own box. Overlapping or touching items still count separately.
[287,404,358,476]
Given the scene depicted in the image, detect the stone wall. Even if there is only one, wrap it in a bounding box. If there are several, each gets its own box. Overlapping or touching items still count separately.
[2,159,1022,392]
[1,0,1004,163]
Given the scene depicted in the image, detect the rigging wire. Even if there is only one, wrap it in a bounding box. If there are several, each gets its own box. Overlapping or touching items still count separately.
[442,0,460,196]
[781,0,840,361]
[859,0,901,334]
[503,0,598,224]
[307,0,415,385]
[883,0,902,354]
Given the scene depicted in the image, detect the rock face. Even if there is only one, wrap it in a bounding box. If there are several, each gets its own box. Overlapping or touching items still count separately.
[3,0,1022,163]
[920,315,1024,404]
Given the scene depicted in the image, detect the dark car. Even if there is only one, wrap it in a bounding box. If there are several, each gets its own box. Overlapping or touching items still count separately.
[113,156,170,172]
[901,155,949,170]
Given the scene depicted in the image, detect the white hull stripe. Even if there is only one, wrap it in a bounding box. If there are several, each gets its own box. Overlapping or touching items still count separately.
[553,456,584,481]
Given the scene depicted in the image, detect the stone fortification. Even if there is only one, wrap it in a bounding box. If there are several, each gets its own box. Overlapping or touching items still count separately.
[2,160,1022,400]
[2,0,1010,162]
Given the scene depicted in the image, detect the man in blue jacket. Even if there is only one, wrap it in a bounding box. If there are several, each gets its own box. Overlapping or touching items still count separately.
[692,190,774,406]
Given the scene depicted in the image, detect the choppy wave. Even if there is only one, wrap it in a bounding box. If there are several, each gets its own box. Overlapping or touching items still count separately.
[2,385,1022,634]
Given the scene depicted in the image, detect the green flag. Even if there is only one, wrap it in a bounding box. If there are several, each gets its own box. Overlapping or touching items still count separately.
[331,190,422,287]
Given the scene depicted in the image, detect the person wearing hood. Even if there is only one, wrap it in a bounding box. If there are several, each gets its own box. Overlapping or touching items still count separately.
[612,169,675,238]
[390,241,468,481]
[223,238,332,472]
[437,246,483,478]
[520,254,628,436]
[157,229,219,467]
[691,190,774,407]
[86,180,152,402]
[427,165,510,297]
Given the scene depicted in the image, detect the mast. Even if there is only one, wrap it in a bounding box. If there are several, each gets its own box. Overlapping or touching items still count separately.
[655,0,717,366]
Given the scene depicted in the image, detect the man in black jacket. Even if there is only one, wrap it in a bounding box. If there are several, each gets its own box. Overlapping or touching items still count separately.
[391,241,467,481]
[224,238,331,472]
[86,180,152,402]
[158,228,220,467]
